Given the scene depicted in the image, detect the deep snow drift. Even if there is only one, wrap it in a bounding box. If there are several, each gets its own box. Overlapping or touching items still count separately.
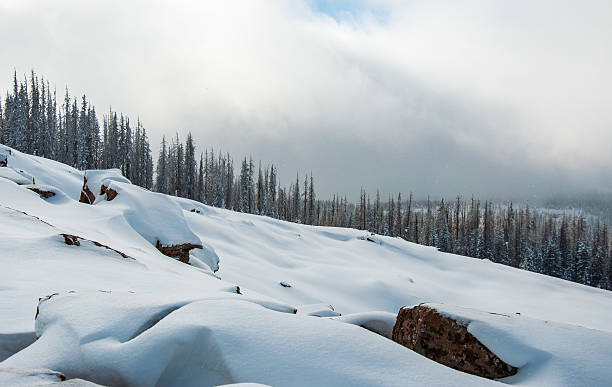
[1,144,612,386]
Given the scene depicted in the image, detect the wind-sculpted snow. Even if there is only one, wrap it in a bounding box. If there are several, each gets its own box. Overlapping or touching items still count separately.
[424,303,612,386]
[4,292,496,387]
[1,144,612,386]
[0,167,34,185]
[0,145,83,199]
[333,311,398,339]
[97,180,203,248]
[80,169,131,204]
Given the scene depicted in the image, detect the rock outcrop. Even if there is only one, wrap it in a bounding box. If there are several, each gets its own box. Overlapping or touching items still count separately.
[101,184,118,201]
[79,170,130,204]
[155,241,203,264]
[392,304,517,380]
[60,234,133,260]
[79,176,96,204]
[26,185,56,198]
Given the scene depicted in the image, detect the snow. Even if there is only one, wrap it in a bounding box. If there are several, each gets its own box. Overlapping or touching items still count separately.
[190,245,220,273]
[1,144,612,386]
[97,180,203,247]
[186,207,612,332]
[23,184,72,204]
[424,302,612,387]
[0,167,34,185]
[0,367,66,386]
[0,145,83,200]
[3,292,496,387]
[81,169,131,203]
[332,311,398,339]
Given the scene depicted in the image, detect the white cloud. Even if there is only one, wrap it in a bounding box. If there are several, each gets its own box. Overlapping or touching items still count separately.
[1,0,611,198]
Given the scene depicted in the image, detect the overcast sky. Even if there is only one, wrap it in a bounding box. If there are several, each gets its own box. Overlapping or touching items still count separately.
[1,0,611,200]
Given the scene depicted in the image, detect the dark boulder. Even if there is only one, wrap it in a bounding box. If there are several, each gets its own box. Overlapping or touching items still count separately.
[27,186,56,198]
[392,304,517,380]
[100,184,118,201]
[79,176,95,204]
[155,241,203,264]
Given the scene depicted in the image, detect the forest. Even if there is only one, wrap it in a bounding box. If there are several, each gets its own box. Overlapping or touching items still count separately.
[2,71,611,291]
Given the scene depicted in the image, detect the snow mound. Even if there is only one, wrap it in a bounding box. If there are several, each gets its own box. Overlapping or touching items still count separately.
[190,245,220,272]
[0,145,83,199]
[296,303,341,317]
[99,181,202,249]
[423,302,612,386]
[0,167,34,185]
[0,367,65,385]
[80,169,131,204]
[4,292,497,387]
[23,184,72,204]
[333,311,397,339]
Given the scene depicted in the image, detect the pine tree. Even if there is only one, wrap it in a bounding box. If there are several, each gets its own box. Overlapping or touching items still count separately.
[256,162,264,215]
[267,165,277,217]
[292,173,300,222]
[154,136,168,193]
[395,193,402,238]
[387,195,395,236]
[184,133,196,199]
[435,199,452,252]
[308,174,315,225]
[239,158,250,213]
[76,95,89,169]
[28,71,41,155]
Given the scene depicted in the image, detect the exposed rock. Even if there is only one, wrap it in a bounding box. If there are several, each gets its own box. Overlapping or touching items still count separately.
[280,281,292,288]
[155,240,203,264]
[26,185,56,198]
[392,304,517,380]
[80,170,129,204]
[100,184,118,201]
[79,176,95,204]
[62,234,80,246]
[60,234,133,259]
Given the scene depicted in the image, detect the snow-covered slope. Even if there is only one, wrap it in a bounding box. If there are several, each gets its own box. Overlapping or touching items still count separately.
[1,144,612,386]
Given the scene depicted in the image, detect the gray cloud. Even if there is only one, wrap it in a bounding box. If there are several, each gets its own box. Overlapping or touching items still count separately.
[1,0,611,200]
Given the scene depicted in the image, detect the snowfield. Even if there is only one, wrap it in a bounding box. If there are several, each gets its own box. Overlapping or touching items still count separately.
[1,144,612,386]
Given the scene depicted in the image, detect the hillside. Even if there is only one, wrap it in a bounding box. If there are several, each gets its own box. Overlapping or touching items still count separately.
[1,144,612,386]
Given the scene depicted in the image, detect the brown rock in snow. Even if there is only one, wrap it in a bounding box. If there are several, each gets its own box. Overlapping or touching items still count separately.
[60,233,132,259]
[392,304,517,380]
[27,186,56,198]
[101,184,118,201]
[79,176,95,204]
[155,241,203,264]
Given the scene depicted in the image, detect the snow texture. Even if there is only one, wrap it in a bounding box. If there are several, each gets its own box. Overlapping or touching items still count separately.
[1,144,612,386]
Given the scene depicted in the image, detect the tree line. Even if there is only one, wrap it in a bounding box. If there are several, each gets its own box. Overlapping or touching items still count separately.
[0,71,153,188]
[1,70,611,291]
